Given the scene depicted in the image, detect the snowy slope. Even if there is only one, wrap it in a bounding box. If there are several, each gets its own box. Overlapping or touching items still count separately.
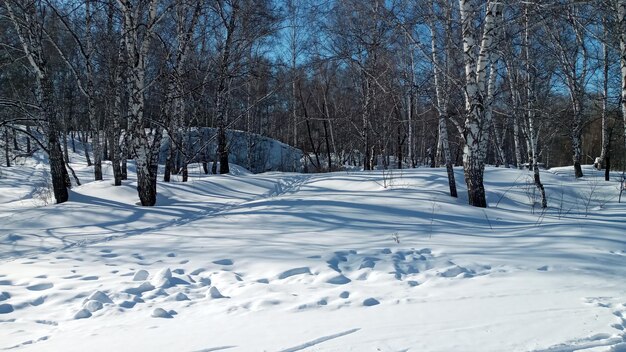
[161,128,303,173]
[0,159,625,352]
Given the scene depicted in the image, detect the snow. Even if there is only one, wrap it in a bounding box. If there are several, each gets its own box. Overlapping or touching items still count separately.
[161,128,303,173]
[0,154,625,351]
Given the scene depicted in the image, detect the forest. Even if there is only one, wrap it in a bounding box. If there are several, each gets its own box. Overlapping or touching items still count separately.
[0,0,625,208]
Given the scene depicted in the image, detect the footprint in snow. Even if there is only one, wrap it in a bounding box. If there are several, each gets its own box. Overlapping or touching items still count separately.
[438,266,474,278]
[363,298,380,306]
[190,268,205,276]
[35,320,57,326]
[278,267,311,280]
[132,253,145,260]
[63,274,81,279]
[0,303,14,314]
[326,274,351,285]
[30,296,45,306]
[26,283,53,291]
[212,259,233,266]
[359,257,379,270]
[119,301,136,309]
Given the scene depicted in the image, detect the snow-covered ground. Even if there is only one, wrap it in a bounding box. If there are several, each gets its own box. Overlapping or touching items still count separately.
[0,155,625,351]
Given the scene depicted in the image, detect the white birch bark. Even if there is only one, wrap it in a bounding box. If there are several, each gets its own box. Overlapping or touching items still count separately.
[118,0,164,206]
[3,0,69,203]
[618,0,626,158]
[429,5,457,198]
[459,0,501,207]
[524,3,546,208]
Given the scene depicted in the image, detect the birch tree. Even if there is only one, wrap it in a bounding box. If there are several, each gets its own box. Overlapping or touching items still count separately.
[163,0,201,183]
[46,0,104,181]
[3,0,70,204]
[617,0,626,157]
[458,0,502,207]
[543,4,591,178]
[523,2,547,208]
[429,0,457,198]
[117,0,168,206]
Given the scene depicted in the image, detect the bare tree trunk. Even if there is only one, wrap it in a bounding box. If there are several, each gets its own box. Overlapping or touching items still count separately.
[4,0,69,203]
[119,0,164,205]
[599,17,610,169]
[26,125,32,154]
[620,0,626,157]
[164,136,176,182]
[571,103,584,178]
[323,119,332,171]
[4,128,10,167]
[429,7,457,197]
[43,78,70,203]
[524,4,546,208]
[458,0,501,207]
[109,25,125,187]
[362,77,372,170]
[81,130,92,166]
[62,120,69,162]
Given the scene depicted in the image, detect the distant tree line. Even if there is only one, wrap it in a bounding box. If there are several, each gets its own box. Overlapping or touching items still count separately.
[0,0,624,208]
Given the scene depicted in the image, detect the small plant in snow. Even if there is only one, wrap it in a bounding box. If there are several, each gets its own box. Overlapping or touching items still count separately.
[522,175,540,214]
[617,171,626,203]
[380,168,394,189]
[579,171,609,216]
[32,169,54,206]
[429,200,441,238]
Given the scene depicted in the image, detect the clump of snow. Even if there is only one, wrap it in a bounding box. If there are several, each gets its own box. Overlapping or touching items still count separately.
[132,270,149,281]
[363,298,380,307]
[207,286,228,299]
[73,309,92,320]
[151,268,172,289]
[87,291,113,304]
[151,308,173,319]
[83,300,103,313]
[173,293,189,301]
[125,282,155,295]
